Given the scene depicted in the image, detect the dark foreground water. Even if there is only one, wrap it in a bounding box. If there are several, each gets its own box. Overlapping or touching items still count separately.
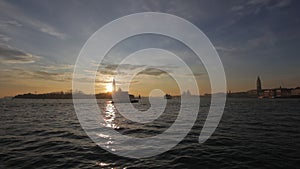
[1,98,299,168]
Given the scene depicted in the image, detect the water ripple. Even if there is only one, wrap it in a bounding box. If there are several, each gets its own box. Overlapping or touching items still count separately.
[0,98,299,168]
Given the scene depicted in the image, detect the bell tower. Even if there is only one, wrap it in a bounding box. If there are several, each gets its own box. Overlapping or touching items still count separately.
[257,76,262,94]
[112,78,116,93]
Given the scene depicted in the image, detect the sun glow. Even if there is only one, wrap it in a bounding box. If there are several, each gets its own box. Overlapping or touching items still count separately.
[105,83,113,92]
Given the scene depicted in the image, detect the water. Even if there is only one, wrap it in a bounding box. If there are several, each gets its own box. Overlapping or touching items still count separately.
[1,98,299,168]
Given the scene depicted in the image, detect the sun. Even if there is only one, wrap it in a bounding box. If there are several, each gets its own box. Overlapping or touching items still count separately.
[105,83,113,93]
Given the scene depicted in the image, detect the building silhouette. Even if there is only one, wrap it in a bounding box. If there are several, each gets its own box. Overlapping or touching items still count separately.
[256,76,262,96]
[111,78,137,103]
[227,76,300,98]
[112,78,116,94]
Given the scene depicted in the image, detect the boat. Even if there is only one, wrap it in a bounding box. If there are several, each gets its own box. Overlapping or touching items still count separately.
[130,99,139,103]
[164,94,172,99]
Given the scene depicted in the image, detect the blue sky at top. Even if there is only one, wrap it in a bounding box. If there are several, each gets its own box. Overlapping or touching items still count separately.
[0,0,299,96]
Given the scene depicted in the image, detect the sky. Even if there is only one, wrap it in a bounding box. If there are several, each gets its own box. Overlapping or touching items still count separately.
[0,0,300,97]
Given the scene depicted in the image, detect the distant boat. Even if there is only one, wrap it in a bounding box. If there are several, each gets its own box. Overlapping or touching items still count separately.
[112,92,139,103]
[164,94,172,99]
[111,98,138,104]
[111,79,138,103]
[130,99,139,103]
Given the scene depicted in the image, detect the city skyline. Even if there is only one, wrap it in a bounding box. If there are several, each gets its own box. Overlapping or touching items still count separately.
[11,75,300,98]
[1,0,300,97]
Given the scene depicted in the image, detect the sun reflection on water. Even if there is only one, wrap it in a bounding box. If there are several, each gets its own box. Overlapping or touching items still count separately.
[102,101,120,130]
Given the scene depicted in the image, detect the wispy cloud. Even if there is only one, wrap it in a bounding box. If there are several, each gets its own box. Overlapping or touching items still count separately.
[1,68,71,82]
[245,31,276,50]
[0,20,21,42]
[0,20,22,28]
[29,71,68,81]
[103,63,145,70]
[215,46,236,53]
[0,45,39,64]
[0,34,11,42]
[137,68,169,76]
[216,31,276,55]
[267,0,293,10]
[36,23,66,39]
[38,64,74,71]
[231,0,293,15]
[83,63,146,76]
[0,1,66,39]
[93,63,178,76]
[186,72,205,78]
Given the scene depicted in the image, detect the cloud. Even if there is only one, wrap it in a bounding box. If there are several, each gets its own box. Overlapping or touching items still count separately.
[102,63,145,71]
[267,0,293,10]
[231,0,293,15]
[88,63,146,76]
[0,20,21,42]
[0,20,22,28]
[98,69,117,76]
[217,31,276,55]
[1,68,71,82]
[247,0,271,6]
[137,68,169,76]
[30,71,62,80]
[245,31,276,49]
[0,34,11,42]
[230,5,244,12]
[37,23,66,39]
[95,79,112,84]
[38,64,74,71]
[215,46,236,52]
[93,63,178,77]
[0,45,39,64]
[186,72,205,78]
[0,1,65,39]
